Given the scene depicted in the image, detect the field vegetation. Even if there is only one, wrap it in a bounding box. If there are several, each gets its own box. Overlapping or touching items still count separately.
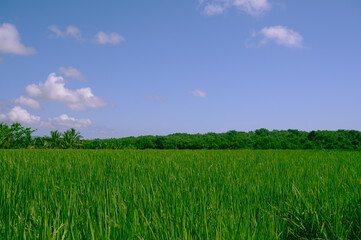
[0,149,360,239]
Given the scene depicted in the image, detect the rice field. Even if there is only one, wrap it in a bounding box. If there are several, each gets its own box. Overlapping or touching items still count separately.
[0,150,360,239]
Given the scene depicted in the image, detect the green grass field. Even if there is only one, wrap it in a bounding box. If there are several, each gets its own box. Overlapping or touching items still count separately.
[0,150,360,239]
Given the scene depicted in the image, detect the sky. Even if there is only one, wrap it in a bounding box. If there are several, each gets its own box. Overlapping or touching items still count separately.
[0,0,361,139]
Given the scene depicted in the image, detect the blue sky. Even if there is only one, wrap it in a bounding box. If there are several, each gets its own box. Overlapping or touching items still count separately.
[0,0,360,138]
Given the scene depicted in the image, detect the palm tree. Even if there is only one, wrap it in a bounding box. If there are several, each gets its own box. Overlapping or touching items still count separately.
[62,128,83,148]
[34,137,49,149]
[50,130,62,148]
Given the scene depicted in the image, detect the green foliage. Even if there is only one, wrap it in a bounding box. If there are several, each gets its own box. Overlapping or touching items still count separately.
[61,128,82,149]
[0,122,35,149]
[1,122,361,150]
[0,150,360,239]
[83,129,361,150]
[50,130,62,148]
[0,123,85,149]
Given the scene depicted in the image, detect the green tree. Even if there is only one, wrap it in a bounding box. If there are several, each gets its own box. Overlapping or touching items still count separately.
[50,130,62,148]
[255,128,270,137]
[62,128,83,149]
[34,136,50,149]
[0,122,35,149]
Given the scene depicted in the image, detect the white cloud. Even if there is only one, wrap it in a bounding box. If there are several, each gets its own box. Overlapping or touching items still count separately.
[0,106,40,125]
[259,26,303,48]
[94,31,125,45]
[12,96,41,109]
[47,114,92,128]
[0,58,4,64]
[0,106,93,129]
[235,0,270,15]
[0,23,36,55]
[14,73,107,111]
[48,25,65,38]
[191,90,207,98]
[48,25,82,40]
[58,67,86,80]
[66,26,81,40]
[204,4,225,15]
[147,95,167,101]
[201,0,270,16]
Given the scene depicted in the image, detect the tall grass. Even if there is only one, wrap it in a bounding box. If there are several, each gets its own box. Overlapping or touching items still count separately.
[0,150,360,239]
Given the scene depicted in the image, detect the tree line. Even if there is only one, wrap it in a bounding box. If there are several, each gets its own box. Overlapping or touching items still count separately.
[0,123,82,149]
[1,122,361,150]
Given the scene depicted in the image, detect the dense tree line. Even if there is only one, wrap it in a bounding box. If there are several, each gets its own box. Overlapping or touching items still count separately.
[2,122,360,150]
[82,129,361,150]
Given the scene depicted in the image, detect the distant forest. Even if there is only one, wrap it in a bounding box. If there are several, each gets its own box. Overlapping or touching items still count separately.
[1,122,361,150]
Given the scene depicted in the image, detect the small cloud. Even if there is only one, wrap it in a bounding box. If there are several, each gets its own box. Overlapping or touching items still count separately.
[201,0,270,16]
[12,96,41,110]
[204,4,225,15]
[0,58,4,64]
[94,31,125,45]
[14,73,107,111]
[66,26,81,40]
[48,25,65,38]
[251,30,257,38]
[147,95,167,101]
[0,106,93,129]
[0,23,36,55]
[47,114,93,129]
[48,25,82,40]
[58,67,86,80]
[191,90,207,98]
[258,25,303,48]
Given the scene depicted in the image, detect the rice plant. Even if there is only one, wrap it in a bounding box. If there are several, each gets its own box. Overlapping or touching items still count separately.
[0,150,360,239]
